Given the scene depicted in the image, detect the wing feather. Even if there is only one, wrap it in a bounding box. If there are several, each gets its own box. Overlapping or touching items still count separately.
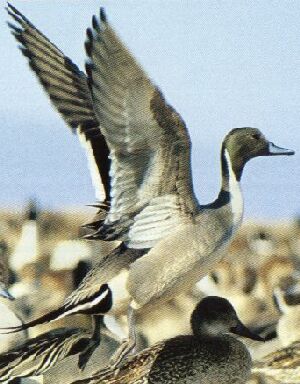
[86,9,199,246]
[7,4,111,203]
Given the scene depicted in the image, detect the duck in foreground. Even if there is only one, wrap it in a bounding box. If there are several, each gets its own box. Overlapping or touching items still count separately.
[71,297,265,384]
[6,4,294,369]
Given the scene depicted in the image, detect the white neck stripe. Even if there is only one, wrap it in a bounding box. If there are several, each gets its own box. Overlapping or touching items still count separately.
[224,149,244,228]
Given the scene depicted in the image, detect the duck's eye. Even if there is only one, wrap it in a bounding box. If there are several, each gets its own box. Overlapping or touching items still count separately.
[251,133,260,140]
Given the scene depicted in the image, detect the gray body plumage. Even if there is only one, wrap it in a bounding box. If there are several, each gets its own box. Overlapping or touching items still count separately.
[126,204,235,309]
[63,202,235,316]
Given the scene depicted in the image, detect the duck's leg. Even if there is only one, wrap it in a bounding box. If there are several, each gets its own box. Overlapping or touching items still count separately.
[109,306,137,368]
[78,315,102,370]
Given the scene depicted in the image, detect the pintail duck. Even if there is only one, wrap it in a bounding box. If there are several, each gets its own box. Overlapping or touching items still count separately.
[70,297,265,384]
[6,4,294,369]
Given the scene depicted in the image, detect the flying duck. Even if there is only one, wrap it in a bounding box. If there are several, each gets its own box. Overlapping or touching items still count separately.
[70,296,265,384]
[6,4,294,369]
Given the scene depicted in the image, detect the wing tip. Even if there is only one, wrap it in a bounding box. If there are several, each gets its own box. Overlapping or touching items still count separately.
[100,7,107,23]
[6,20,20,33]
[85,40,92,58]
[85,27,94,57]
[6,2,18,16]
[6,2,33,27]
[92,14,100,32]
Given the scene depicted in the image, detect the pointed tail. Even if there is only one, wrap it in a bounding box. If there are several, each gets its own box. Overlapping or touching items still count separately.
[0,304,68,334]
[0,283,112,334]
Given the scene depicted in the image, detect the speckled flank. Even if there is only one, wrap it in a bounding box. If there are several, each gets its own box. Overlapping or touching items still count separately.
[148,335,251,384]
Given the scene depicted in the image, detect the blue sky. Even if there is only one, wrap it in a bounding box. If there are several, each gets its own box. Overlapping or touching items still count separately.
[0,1,299,218]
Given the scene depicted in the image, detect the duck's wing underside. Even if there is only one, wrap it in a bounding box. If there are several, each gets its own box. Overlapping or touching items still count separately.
[70,342,165,384]
[86,9,199,248]
[7,3,110,203]
[0,328,89,382]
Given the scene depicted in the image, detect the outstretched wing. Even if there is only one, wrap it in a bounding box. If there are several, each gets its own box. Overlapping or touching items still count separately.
[7,3,110,203]
[86,9,199,248]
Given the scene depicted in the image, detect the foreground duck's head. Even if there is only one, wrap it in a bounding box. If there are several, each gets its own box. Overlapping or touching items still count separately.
[191,296,264,341]
[222,128,294,181]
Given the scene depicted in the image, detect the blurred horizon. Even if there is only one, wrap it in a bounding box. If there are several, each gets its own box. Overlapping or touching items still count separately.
[1,1,299,218]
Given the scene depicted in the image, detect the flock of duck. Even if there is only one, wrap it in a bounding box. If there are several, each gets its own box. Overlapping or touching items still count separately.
[2,3,296,384]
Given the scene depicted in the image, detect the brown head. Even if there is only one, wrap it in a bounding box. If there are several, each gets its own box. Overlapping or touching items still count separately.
[222,128,294,181]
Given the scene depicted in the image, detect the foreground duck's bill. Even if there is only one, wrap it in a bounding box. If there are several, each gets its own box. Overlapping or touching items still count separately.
[0,287,14,301]
[268,142,295,156]
[230,320,264,341]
